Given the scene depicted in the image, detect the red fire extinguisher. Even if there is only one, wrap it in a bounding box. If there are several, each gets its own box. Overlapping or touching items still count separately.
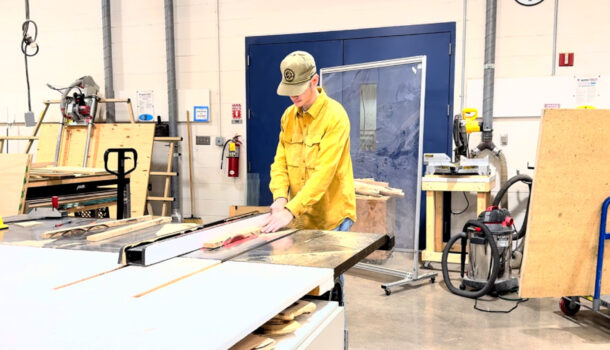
[221,136,241,177]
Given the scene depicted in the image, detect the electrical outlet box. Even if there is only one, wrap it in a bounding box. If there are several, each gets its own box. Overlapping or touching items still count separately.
[196,136,210,145]
[215,137,225,146]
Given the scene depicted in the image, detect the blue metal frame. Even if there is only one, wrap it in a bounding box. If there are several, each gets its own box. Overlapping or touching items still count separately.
[594,197,610,304]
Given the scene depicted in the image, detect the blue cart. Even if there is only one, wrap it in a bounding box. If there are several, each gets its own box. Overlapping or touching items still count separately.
[560,197,610,318]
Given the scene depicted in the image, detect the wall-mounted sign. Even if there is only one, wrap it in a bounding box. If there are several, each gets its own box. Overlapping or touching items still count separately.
[232,103,242,124]
[137,90,155,122]
[194,106,210,122]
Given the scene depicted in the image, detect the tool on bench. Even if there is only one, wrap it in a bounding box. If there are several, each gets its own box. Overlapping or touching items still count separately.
[48,76,100,166]
[424,153,490,176]
[104,148,137,220]
[3,195,67,223]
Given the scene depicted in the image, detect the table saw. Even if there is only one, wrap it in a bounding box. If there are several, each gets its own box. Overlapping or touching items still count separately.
[0,212,389,349]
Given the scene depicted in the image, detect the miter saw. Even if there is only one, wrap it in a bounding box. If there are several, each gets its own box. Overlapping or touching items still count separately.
[424,108,491,176]
[47,76,101,166]
[48,75,100,123]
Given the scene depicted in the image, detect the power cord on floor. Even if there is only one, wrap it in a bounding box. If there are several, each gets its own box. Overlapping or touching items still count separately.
[473,288,529,314]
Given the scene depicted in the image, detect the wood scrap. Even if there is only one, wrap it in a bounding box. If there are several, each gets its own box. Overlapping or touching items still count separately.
[274,300,316,321]
[14,221,43,228]
[357,178,390,187]
[202,226,262,249]
[354,178,405,198]
[87,216,172,241]
[29,166,108,177]
[42,215,153,239]
[230,334,276,350]
[30,162,57,169]
[154,223,198,236]
[258,319,301,335]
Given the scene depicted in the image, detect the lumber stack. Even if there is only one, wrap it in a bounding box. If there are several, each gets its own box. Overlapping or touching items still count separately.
[354,178,404,198]
[29,166,108,178]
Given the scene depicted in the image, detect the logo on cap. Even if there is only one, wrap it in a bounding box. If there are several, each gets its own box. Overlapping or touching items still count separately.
[284,69,295,82]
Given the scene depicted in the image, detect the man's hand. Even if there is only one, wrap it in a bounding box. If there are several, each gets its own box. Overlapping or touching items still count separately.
[270,197,288,214]
[261,208,294,233]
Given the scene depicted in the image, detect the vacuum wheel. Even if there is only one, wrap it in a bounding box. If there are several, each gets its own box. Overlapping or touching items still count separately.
[559,297,580,316]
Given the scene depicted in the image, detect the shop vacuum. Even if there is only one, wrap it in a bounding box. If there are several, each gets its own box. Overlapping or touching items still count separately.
[441,174,532,298]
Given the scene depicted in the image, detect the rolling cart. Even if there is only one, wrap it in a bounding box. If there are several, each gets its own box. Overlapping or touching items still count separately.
[559,197,610,319]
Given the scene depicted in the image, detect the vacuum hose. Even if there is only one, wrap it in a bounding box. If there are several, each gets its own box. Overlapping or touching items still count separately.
[441,219,500,299]
[491,174,532,241]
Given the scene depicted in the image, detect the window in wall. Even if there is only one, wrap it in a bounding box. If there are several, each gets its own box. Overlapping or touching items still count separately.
[359,83,377,151]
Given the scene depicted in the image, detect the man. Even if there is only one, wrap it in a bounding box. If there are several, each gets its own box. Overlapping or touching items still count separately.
[261,50,356,234]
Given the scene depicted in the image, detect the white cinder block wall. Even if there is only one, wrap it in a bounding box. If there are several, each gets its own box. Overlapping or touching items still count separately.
[1,0,609,226]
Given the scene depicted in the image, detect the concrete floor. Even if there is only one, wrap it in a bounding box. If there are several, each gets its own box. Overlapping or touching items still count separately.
[344,252,610,350]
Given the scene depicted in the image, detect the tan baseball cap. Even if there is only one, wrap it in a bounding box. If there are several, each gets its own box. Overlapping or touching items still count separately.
[277,51,317,96]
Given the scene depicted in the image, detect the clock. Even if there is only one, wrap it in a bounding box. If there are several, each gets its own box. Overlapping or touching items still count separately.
[515,0,544,6]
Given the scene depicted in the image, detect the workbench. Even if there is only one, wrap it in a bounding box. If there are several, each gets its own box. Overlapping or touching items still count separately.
[0,214,387,349]
[26,172,130,215]
[421,174,496,264]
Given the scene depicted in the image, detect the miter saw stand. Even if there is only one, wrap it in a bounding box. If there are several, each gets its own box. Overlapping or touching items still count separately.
[18,76,138,166]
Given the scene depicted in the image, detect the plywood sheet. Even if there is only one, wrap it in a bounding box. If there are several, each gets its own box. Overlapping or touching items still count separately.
[0,154,32,216]
[37,124,155,217]
[520,109,610,298]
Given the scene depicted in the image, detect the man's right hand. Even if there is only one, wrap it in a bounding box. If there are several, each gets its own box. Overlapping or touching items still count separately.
[270,197,288,214]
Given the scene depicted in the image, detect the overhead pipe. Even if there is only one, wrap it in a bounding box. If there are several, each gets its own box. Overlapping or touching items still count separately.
[479,0,497,151]
[164,0,182,221]
[102,0,115,122]
[551,0,559,75]
[474,0,508,208]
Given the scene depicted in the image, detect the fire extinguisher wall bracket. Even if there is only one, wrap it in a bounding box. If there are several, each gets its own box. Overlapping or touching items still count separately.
[221,135,242,177]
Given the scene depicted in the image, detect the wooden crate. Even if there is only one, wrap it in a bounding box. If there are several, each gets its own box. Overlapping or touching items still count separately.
[352,195,396,262]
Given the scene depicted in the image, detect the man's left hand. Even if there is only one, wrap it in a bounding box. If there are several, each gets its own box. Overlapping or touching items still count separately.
[261,209,294,233]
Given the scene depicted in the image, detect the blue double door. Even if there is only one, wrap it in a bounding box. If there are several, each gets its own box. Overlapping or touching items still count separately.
[246,24,455,247]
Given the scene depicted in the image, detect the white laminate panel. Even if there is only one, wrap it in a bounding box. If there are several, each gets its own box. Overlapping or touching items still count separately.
[0,247,334,350]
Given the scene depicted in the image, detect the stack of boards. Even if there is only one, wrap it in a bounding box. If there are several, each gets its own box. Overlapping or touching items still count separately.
[354,178,404,198]
[231,300,317,350]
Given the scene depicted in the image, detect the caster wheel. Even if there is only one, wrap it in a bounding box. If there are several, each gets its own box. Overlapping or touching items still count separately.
[422,261,432,269]
[459,283,466,290]
[560,297,580,316]
[382,287,392,296]
[430,277,436,283]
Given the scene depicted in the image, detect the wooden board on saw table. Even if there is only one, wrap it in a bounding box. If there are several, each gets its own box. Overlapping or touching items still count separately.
[87,216,172,241]
[42,215,153,239]
[36,123,155,217]
[519,109,610,298]
[202,226,262,249]
[0,153,32,216]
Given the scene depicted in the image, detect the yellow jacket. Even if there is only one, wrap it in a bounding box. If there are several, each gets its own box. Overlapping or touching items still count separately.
[270,88,356,230]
